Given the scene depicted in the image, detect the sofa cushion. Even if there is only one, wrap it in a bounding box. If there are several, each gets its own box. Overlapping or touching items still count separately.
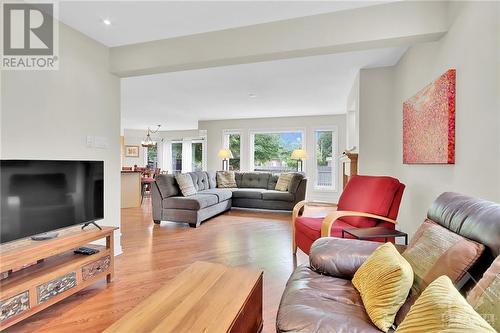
[337,175,402,228]
[199,189,233,202]
[261,190,294,202]
[162,194,218,210]
[234,172,243,187]
[231,188,264,199]
[275,173,294,191]
[154,174,179,198]
[396,219,485,324]
[189,171,210,191]
[277,265,381,333]
[295,217,356,254]
[175,173,197,197]
[395,276,496,333]
[216,171,237,188]
[352,243,413,332]
[240,172,270,188]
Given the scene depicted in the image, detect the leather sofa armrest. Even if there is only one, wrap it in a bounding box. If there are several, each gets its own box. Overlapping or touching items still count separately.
[309,237,381,278]
[309,237,406,279]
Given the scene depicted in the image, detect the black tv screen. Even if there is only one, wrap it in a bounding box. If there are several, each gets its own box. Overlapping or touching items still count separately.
[1,160,104,244]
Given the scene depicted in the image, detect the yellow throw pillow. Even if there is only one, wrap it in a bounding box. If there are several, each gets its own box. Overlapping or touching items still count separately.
[396,275,496,333]
[352,242,413,332]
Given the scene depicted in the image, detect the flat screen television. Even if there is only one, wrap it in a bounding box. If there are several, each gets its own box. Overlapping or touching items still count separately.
[1,160,104,244]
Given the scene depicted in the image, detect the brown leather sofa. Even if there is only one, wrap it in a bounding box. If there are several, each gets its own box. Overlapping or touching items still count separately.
[276,192,500,332]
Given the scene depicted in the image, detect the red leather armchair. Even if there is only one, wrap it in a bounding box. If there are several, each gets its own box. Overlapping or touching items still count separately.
[292,175,405,255]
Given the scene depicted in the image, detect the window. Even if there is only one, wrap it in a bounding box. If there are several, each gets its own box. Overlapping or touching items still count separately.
[171,142,182,175]
[223,131,241,171]
[315,129,335,189]
[192,141,203,172]
[146,145,158,169]
[251,130,303,172]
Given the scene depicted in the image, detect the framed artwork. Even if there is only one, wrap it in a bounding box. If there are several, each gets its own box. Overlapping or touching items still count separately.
[403,69,456,164]
[125,145,140,157]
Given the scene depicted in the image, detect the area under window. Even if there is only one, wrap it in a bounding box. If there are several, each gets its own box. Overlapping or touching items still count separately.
[251,131,303,172]
[314,129,335,189]
[223,131,241,171]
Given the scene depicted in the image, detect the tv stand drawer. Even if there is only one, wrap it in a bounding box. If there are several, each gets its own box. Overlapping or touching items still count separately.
[37,272,77,304]
[82,255,111,280]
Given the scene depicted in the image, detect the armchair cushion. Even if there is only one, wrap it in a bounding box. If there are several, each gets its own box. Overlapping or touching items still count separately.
[309,237,383,279]
[337,175,403,228]
[295,216,355,254]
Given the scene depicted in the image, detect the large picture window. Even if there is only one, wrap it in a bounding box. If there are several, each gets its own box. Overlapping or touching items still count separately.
[314,129,336,189]
[171,142,183,175]
[223,131,241,171]
[251,130,303,172]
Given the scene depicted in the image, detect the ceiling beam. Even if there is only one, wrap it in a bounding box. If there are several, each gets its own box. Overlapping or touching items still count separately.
[110,1,449,77]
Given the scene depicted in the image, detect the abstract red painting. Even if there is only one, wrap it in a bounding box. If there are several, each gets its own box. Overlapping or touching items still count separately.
[403,69,456,164]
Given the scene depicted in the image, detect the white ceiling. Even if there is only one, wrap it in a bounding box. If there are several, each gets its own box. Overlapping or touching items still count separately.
[121,46,407,130]
[59,1,391,47]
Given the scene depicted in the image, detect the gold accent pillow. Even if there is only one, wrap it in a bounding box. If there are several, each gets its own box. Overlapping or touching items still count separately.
[396,276,496,332]
[175,173,196,197]
[216,171,237,188]
[275,173,293,192]
[352,242,413,332]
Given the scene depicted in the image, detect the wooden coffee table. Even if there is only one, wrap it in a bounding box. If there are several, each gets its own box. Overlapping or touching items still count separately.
[104,261,263,333]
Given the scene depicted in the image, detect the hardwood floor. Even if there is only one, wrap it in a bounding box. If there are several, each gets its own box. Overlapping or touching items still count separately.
[6,198,321,333]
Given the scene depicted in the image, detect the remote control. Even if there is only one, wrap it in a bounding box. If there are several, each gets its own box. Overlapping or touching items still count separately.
[74,247,99,255]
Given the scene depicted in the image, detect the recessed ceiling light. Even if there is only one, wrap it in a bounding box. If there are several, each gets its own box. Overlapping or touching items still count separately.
[102,18,112,26]
[248,93,257,98]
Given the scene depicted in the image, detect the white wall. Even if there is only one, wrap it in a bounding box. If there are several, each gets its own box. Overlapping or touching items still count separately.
[199,115,346,201]
[358,1,500,237]
[346,72,360,152]
[1,22,122,254]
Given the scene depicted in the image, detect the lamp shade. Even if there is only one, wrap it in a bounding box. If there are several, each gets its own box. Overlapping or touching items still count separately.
[217,149,234,159]
[291,149,307,159]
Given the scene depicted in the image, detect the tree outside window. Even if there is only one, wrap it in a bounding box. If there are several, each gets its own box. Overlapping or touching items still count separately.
[315,130,334,187]
[253,132,302,172]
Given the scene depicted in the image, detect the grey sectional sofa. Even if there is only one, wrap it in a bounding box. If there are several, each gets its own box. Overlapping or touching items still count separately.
[151,171,307,228]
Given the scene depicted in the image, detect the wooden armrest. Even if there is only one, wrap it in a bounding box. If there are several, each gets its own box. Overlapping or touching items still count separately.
[320,211,398,237]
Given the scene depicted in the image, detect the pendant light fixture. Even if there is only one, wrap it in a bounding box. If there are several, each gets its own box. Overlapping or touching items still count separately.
[141,125,163,148]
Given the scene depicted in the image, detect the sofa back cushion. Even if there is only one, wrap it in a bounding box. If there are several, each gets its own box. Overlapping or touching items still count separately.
[337,175,404,228]
[240,172,270,189]
[188,171,210,191]
[288,173,305,194]
[268,174,279,190]
[154,174,180,198]
[207,171,217,189]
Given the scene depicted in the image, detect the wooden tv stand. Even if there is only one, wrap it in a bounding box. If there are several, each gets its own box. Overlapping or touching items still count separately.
[0,225,118,330]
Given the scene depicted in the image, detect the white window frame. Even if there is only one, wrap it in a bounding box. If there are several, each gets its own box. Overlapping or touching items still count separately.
[191,138,207,172]
[222,129,242,171]
[249,128,306,172]
[313,126,338,192]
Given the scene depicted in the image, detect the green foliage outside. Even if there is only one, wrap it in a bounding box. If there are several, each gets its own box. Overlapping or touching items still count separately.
[229,134,241,170]
[316,132,333,166]
[147,145,158,168]
[192,142,203,171]
[254,133,301,168]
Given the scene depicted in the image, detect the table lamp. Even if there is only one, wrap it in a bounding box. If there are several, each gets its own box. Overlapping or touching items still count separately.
[217,149,233,171]
[291,149,307,172]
